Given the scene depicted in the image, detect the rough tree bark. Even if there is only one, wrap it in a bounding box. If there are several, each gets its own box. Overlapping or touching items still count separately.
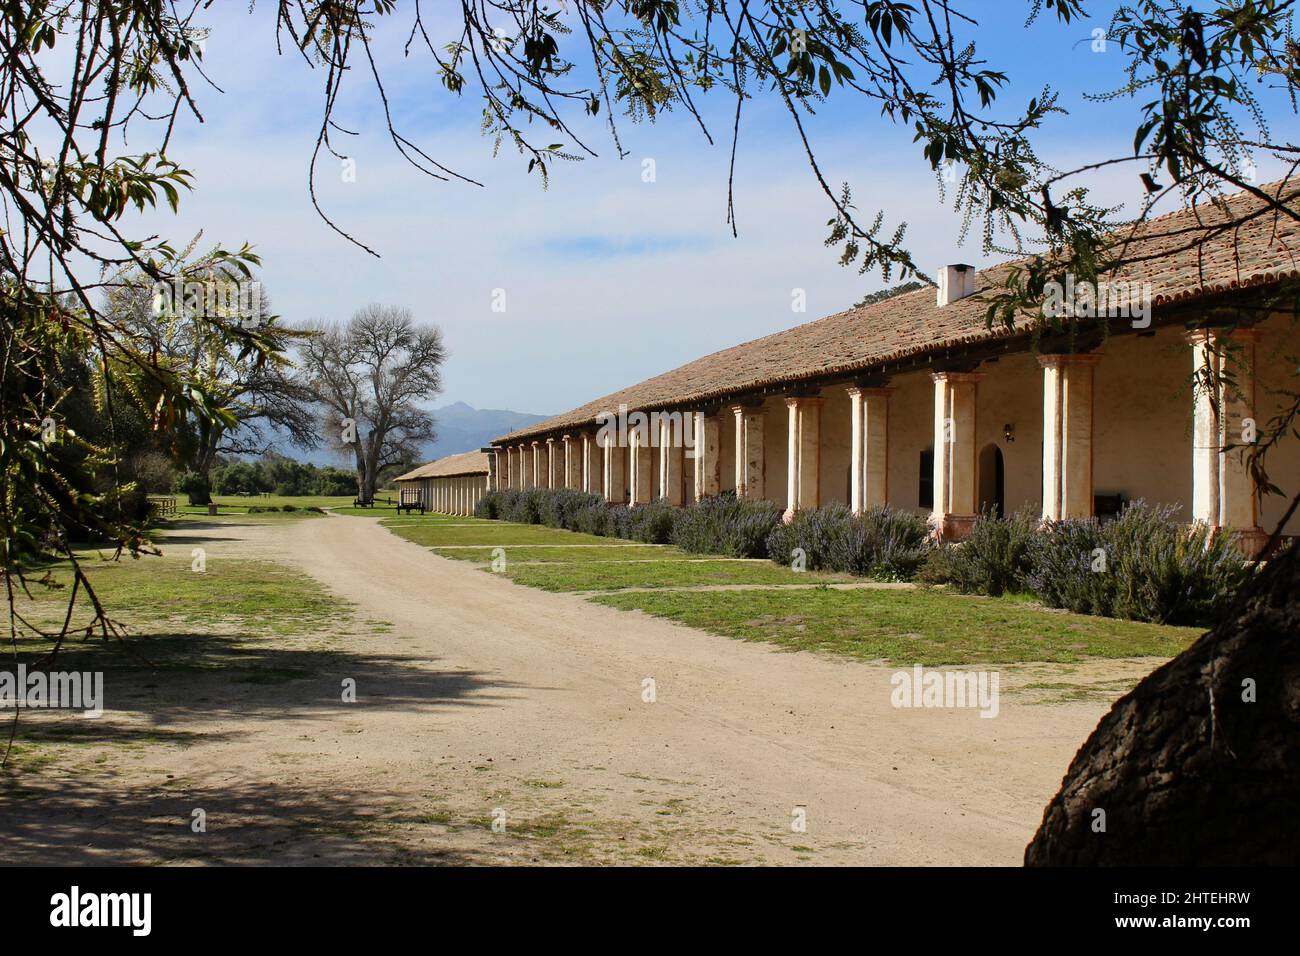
[1025,541,1300,865]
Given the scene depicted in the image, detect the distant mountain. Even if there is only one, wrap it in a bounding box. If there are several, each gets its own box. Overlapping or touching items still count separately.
[262,402,549,467]
[423,401,549,458]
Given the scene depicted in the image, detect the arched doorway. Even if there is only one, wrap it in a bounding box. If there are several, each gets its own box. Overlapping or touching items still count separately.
[978,443,1004,518]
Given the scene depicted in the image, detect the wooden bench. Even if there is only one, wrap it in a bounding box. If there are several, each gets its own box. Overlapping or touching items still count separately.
[146,494,177,517]
[396,490,425,515]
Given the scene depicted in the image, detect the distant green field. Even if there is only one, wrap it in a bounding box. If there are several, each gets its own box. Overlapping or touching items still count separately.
[175,494,354,515]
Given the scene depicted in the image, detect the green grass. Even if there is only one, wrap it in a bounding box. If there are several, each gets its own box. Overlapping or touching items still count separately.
[2,533,366,775]
[15,546,348,643]
[173,507,328,523]
[590,588,1201,665]
[373,512,1200,666]
[379,514,498,526]
[386,522,632,548]
[174,493,426,518]
[176,493,354,515]
[504,559,852,592]
[427,545,688,564]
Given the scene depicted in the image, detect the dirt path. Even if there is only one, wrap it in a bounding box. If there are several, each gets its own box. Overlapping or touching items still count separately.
[4,515,1162,865]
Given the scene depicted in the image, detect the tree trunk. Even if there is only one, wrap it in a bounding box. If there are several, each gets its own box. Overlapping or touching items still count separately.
[361,428,381,501]
[190,435,218,506]
[352,440,367,502]
[1024,541,1300,865]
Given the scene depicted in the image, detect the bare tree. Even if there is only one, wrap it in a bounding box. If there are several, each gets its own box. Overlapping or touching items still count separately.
[299,305,445,501]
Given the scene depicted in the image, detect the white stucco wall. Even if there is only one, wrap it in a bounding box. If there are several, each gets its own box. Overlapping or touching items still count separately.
[744,311,1299,535]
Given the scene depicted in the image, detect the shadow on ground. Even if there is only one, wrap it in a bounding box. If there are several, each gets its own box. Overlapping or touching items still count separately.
[5,631,526,731]
[0,774,483,865]
[0,633,533,864]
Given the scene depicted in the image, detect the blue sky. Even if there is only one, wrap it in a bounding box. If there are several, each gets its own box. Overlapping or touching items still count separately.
[130,2,1295,418]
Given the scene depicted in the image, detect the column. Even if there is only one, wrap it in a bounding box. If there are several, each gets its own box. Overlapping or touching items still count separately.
[658,415,685,505]
[583,433,601,493]
[564,435,582,489]
[784,395,824,519]
[731,403,766,500]
[487,449,500,492]
[603,434,627,504]
[1040,353,1100,521]
[541,438,554,489]
[847,386,892,514]
[528,441,540,489]
[629,427,654,505]
[931,371,982,539]
[693,410,722,501]
[1189,328,1265,554]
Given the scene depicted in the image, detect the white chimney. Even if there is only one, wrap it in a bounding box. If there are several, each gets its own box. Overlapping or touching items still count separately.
[936,264,976,306]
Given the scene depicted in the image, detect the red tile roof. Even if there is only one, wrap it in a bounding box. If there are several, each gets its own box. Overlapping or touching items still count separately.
[394,449,489,481]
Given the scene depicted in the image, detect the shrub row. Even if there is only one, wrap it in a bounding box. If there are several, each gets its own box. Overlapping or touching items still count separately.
[765,503,932,580]
[475,488,764,546]
[919,503,1252,626]
[471,488,1252,628]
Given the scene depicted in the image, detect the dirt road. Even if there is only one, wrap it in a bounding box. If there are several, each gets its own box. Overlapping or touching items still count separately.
[4,515,1157,865]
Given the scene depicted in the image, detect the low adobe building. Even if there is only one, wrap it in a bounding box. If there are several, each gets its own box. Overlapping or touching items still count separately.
[394,450,490,516]
[490,183,1300,554]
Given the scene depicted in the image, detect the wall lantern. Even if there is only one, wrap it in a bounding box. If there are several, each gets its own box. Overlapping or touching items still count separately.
[1003,423,1016,443]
